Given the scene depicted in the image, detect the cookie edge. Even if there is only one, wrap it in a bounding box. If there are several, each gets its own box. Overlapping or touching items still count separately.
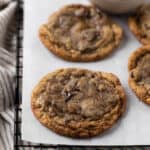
[31,68,126,138]
[128,46,150,105]
[128,16,150,45]
[39,4,123,62]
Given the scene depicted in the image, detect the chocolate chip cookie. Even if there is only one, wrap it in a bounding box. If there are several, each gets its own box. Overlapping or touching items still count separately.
[128,4,150,45]
[31,68,126,138]
[39,4,123,62]
[128,46,150,104]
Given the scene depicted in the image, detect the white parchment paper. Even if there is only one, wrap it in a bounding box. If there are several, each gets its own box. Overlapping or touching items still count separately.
[22,0,150,145]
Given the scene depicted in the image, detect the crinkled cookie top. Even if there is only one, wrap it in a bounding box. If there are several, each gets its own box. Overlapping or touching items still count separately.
[46,5,115,54]
[36,69,121,122]
[131,52,150,94]
[137,5,150,40]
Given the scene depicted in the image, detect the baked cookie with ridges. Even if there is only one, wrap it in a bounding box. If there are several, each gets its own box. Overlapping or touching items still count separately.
[128,46,150,104]
[31,68,126,138]
[128,4,150,45]
[39,4,123,62]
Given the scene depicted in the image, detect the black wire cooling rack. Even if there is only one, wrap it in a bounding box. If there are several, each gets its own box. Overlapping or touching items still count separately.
[14,0,58,149]
[14,0,150,149]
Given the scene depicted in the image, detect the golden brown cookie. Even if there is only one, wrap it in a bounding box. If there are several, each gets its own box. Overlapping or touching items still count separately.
[128,46,150,105]
[31,68,126,138]
[128,4,150,45]
[39,4,123,62]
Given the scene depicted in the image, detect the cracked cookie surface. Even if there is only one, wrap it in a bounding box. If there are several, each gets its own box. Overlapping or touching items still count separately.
[128,4,150,45]
[128,46,150,105]
[39,4,123,62]
[31,68,126,138]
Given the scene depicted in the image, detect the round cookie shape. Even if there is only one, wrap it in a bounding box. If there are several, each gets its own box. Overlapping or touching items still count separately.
[128,4,150,45]
[31,68,126,138]
[128,46,150,105]
[39,4,123,62]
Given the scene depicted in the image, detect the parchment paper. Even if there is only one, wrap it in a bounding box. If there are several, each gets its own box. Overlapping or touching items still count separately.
[22,0,150,145]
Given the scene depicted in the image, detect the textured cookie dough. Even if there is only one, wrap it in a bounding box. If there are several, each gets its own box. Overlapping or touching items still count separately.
[31,68,126,138]
[128,4,150,45]
[39,4,123,62]
[128,46,150,104]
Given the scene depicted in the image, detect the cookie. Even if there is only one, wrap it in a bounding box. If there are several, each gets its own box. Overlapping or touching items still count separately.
[31,68,126,138]
[39,4,123,62]
[128,46,150,104]
[128,4,150,45]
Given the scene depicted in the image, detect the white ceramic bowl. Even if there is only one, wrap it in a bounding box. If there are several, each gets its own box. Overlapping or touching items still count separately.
[90,0,150,14]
